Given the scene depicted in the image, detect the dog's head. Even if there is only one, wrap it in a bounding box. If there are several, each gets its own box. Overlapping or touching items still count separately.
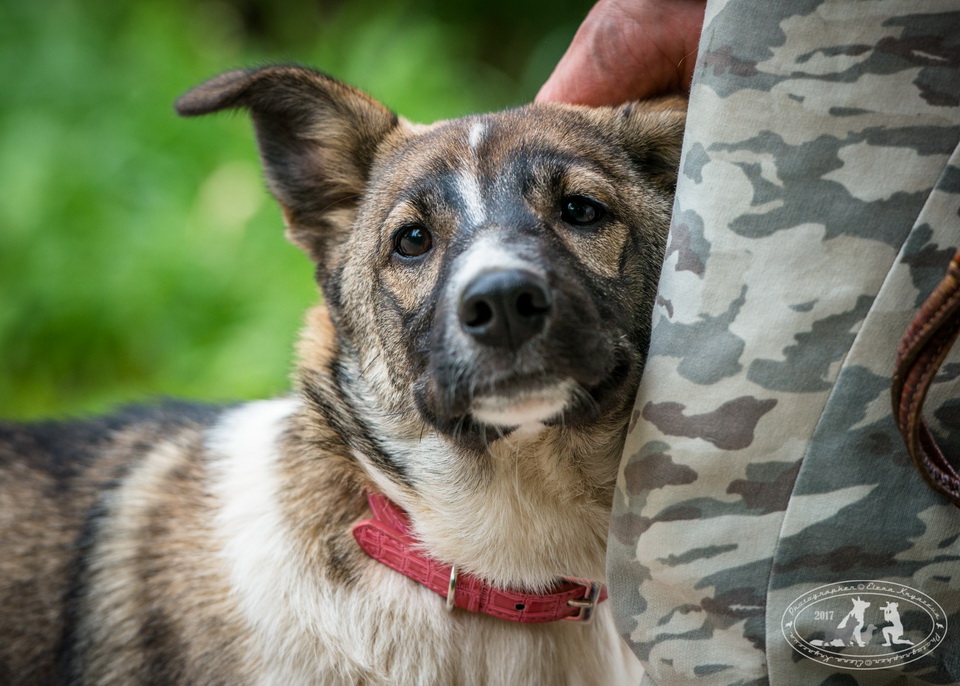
[177,66,683,449]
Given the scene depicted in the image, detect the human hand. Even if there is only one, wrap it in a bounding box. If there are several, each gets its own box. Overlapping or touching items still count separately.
[536,0,706,106]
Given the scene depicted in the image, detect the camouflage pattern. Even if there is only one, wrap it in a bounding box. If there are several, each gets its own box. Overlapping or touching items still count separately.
[607,1,960,683]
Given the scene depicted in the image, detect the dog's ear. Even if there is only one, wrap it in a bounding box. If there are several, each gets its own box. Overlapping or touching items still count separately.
[615,98,686,195]
[176,65,400,263]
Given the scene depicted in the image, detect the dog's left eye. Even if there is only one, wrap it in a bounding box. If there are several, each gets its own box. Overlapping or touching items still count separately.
[394,224,433,258]
[560,195,606,227]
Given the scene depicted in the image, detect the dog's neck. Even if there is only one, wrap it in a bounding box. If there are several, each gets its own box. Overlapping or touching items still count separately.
[394,422,626,589]
[294,306,627,589]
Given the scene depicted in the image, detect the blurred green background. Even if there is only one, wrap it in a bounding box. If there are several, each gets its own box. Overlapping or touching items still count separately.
[0,0,591,420]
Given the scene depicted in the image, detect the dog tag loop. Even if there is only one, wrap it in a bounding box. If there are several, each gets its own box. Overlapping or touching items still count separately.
[446,565,459,611]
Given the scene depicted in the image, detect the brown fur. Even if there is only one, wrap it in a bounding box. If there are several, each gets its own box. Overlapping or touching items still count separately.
[0,65,684,684]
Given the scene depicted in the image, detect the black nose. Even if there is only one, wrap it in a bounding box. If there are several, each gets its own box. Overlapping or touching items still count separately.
[458,270,552,350]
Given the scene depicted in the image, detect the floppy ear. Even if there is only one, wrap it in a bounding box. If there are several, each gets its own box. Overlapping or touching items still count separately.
[176,65,400,263]
[616,97,686,195]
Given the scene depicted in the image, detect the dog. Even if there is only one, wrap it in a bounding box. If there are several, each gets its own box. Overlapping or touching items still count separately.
[0,65,684,685]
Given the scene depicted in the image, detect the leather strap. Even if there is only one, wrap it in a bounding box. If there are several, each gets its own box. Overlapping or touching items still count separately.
[352,492,607,623]
[892,248,960,507]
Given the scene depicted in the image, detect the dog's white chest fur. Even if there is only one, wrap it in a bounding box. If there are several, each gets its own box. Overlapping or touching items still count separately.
[209,399,642,685]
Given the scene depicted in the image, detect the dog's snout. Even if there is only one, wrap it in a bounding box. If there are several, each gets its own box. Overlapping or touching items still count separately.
[458,270,552,351]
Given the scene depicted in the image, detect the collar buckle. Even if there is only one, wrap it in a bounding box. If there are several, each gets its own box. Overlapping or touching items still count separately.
[563,577,603,623]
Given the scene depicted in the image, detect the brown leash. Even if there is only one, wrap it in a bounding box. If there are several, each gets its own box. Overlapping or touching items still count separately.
[892,248,960,507]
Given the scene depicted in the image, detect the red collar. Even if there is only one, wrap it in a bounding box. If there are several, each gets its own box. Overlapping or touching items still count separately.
[352,492,606,623]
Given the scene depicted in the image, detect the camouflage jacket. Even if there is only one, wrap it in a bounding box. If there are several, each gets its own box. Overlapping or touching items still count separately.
[608,1,960,684]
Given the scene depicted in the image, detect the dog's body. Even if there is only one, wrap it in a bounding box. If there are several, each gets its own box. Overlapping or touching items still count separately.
[0,66,684,685]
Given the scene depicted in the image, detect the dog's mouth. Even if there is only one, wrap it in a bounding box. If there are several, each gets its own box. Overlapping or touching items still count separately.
[415,343,635,442]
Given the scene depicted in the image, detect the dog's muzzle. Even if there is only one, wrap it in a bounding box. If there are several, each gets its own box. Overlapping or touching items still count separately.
[457,269,552,352]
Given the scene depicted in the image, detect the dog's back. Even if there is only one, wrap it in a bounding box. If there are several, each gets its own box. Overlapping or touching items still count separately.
[0,403,226,684]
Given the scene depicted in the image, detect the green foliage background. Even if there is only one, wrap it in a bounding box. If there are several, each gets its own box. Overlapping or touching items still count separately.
[0,0,590,419]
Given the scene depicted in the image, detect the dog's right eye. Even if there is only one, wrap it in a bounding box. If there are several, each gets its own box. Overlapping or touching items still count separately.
[394,224,433,258]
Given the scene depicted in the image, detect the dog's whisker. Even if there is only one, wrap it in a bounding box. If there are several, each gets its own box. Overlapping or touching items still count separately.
[380,408,417,419]
[318,193,363,214]
[359,350,384,378]
[570,381,600,416]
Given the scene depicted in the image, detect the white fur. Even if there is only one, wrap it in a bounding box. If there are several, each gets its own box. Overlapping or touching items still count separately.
[456,168,486,227]
[209,398,327,683]
[473,378,574,429]
[410,425,624,588]
[450,234,541,297]
[456,121,489,227]
[468,121,485,151]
